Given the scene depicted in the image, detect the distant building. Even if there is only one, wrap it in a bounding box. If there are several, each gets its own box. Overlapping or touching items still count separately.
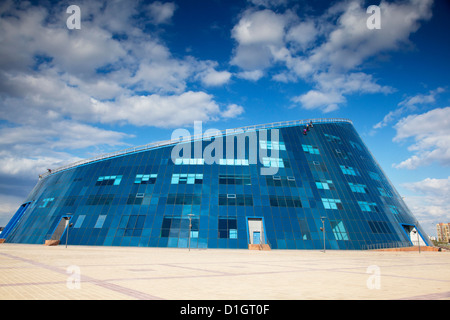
[436,223,450,243]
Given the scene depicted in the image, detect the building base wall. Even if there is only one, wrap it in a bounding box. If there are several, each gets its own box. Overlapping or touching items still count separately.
[375,246,440,252]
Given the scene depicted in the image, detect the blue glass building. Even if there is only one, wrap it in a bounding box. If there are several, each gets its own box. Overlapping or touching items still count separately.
[1,119,432,250]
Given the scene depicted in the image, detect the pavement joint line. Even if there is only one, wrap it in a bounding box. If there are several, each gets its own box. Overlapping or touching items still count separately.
[0,252,163,300]
[1,245,449,300]
[397,291,450,300]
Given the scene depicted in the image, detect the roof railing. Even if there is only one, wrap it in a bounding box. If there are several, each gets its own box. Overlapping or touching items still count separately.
[40,118,352,179]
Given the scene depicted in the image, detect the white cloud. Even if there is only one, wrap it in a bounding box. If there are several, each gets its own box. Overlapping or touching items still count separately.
[292,90,344,112]
[237,70,264,81]
[232,9,287,46]
[195,61,232,87]
[0,0,247,207]
[393,107,450,169]
[374,87,445,130]
[91,91,227,128]
[147,1,177,25]
[221,104,245,119]
[231,0,434,112]
[0,194,28,227]
[0,0,242,129]
[402,177,450,232]
[398,87,444,108]
[248,0,288,8]
[286,20,318,51]
[200,70,232,87]
[292,72,393,110]
[231,9,294,70]
[308,0,433,73]
[403,176,450,197]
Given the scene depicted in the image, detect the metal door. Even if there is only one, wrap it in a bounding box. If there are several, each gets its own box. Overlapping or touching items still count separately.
[253,231,261,244]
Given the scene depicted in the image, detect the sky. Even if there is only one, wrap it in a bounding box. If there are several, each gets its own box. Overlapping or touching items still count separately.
[0,0,449,238]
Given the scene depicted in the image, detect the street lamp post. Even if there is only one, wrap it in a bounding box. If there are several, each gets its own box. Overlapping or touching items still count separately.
[63,216,73,248]
[320,217,326,253]
[413,228,421,254]
[187,214,194,251]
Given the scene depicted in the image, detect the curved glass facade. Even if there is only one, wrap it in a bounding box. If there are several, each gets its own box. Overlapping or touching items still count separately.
[1,119,431,250]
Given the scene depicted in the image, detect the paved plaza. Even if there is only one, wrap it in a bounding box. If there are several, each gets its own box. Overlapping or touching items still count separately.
[0,243,449,300]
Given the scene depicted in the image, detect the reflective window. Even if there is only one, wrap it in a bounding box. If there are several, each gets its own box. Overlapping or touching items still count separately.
[167,194,201,205]
[262,157,284,168]
[348,183,367,193]
[369,171,381,181]
[330,220,349,240]
[73,215,85,228]
[266,176,296,187]
[349,140,362,151]
[171,173,203,184]
[120,215,146,237]
[316,180,334,190]
[94,215,106,228]
[86,194,114,205]
[298,219,311,240]
[96,175,122,186]
[368,221,393,234]
[358,201,378,212]
[161,216,199,238]
[334,149,348,159]
[219,159,249,166]
[39,198,54,208]
[260,140,286,150]
[324,133,342,144]
[378,187,391,197]
[322,198,343,210]
[219,194,253,206]
[174,158,205,165]
[134,174,157,184]
[219,174,251,185]
[389,205,399,214]
[340,165,359,176]
[269,195,302,207]
[218,218,237,239]
[302,144,320,154]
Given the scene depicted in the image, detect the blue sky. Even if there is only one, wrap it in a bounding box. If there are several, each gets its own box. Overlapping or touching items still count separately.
[0,0,449,238]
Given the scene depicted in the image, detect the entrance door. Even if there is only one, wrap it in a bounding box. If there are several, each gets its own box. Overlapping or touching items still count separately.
[247,218,265,245]
[253,231,261,244]
[401,224,427,247]
[50,217,71,241]
[1,202,31,240]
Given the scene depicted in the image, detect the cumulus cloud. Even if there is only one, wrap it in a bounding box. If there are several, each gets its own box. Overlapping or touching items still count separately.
[374,87,445,130]
[402,177,450,229]
[147,1,177,25]
[393,107,450,169]
[237,70,264,81]
[0,0,243,130]
[0,0,245,209]
[221,104,245,119]
[231,9,294,70]
[195,61,232,87]
[230,0,434,112]
[0,194,29,226]
[90,91,226,127]
[292,90,344,112]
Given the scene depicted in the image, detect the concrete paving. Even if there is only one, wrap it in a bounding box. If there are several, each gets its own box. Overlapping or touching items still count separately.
[0,244,449,300]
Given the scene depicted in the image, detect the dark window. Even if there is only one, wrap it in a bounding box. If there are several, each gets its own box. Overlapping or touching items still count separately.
[219,174,251,185]
[218,194,253,206]
[166,194,201,205]
[218,218,238,239]
[160,216,199,238]
[269,196,302,208]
